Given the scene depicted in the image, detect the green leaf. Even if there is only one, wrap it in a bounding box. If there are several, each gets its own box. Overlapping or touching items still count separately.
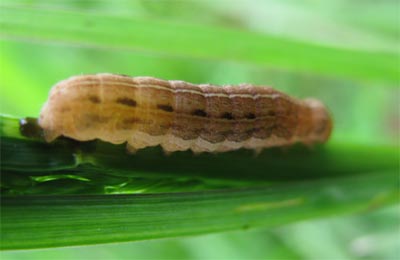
[0,5,398,84]
[1,115,398,192]
[1,171,398,250]
[1,115,398,249]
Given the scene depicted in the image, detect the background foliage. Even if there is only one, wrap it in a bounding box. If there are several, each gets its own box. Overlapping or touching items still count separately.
[0,0,399,259]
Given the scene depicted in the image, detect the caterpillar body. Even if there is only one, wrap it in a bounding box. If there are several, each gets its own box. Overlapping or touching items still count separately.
[39,73,332,153]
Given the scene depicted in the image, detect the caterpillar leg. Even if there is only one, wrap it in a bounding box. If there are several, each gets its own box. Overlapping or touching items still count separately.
[126,143,138,154]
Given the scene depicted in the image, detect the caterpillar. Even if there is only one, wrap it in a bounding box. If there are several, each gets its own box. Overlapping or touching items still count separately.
[39,73,332,153]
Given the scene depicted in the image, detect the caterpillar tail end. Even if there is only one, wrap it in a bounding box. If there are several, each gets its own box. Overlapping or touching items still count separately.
[304,98,333,143]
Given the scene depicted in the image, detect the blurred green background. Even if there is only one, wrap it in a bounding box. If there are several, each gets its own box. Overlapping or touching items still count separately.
[0,0,399,259]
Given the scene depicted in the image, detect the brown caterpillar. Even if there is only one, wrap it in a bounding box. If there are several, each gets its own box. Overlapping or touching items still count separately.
[39,73,332,153]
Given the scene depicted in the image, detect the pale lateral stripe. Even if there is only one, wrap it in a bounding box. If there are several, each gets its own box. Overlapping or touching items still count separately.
[126,130,315,153]
[65,80,281,100]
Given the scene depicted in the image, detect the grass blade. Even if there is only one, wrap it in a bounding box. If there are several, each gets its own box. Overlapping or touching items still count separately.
[1,171,398,250]
[0,5,398,84]
[1,114,398,249]
[1,115,398,192]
